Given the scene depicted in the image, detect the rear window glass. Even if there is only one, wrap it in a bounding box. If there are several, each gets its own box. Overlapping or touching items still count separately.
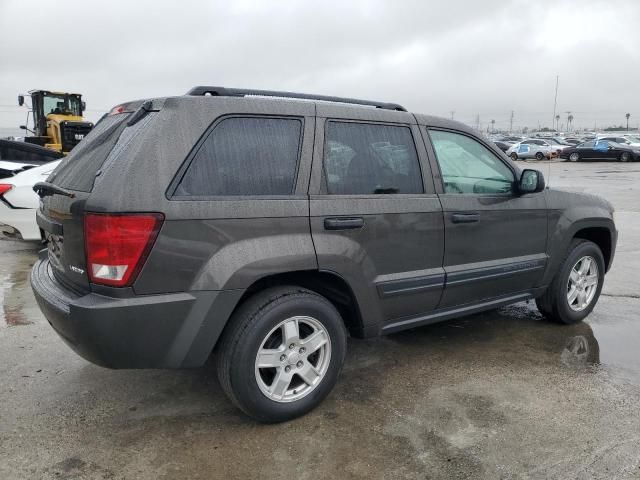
[48,113,131,192]
[323,121,423,195]
[174,116,302,197]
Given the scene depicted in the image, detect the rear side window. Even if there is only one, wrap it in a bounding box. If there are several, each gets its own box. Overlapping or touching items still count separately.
[323,122,423,195]
[175,117,302,197]
[48,112,131,192]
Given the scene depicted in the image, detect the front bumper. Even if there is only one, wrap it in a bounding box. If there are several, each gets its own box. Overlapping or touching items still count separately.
[30,257,243,369]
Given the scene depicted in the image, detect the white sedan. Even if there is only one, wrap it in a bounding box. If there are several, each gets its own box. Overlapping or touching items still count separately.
[506,139,557,160]
[0,160,60,241]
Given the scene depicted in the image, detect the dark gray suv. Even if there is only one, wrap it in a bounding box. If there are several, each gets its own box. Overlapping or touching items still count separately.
[31,87,617,422]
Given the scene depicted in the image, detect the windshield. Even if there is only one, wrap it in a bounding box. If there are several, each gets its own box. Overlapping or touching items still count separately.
[42,94,82,116]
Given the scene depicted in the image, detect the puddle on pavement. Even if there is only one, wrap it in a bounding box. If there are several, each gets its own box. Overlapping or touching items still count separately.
[1,239,40,328]
[388,300,640,386]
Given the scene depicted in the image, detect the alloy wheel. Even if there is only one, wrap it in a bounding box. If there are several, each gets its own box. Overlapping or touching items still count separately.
[254,316,331,403]
[566,256,598,312]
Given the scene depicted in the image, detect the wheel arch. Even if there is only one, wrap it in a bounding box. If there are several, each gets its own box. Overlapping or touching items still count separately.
[232,270,367,338]
[573,226,614,271]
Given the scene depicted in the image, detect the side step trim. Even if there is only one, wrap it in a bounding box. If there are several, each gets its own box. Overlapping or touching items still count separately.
[382,292,534,334]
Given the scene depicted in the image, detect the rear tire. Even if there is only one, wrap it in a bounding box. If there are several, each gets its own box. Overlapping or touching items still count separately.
[620,152,631,162]
[216,286,347,423]
[536,239,605,324]
[510,152,518,161]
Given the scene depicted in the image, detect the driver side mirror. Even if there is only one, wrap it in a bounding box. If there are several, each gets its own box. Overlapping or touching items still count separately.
[18,95,24,106]
[19,125,27,130]
[518,169,545,194]
[81,101,86,112]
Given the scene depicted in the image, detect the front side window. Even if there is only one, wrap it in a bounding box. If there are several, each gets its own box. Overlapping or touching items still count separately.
[175,116,302,196]
[323,122,423,195]
[429,130,515,195]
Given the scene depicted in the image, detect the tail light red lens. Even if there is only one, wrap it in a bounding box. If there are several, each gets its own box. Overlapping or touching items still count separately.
[84,213,164,287]
[0,184,13,196]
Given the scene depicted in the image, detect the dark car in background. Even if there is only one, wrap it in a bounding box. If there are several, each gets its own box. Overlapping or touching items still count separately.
[31,87,617,422]
[493,140,513,152]
[560,140,640,162]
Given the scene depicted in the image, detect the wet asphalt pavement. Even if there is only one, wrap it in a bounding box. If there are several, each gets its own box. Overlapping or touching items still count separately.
[1,161,639,479]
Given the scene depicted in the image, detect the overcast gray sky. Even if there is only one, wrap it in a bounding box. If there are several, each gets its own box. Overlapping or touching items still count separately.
[1,0,639,133]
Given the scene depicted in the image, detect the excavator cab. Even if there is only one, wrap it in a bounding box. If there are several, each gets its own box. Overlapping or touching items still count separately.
[18,90,93,155]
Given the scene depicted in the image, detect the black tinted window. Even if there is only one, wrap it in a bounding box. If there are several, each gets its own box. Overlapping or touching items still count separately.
[176,117,302,196]
[49,112,131,192]
[323,122,423,195]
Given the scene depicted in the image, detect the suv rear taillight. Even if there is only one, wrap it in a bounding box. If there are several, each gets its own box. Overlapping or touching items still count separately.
[0,184,13,196]
[84,213,164,287]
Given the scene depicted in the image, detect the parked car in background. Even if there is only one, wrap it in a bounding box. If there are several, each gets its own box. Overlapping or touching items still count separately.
[30,86,617,422]
[0,160,60,240]
[598,136,640,148]
[493,140,513,152]
[506,139,555,160]
[560,140,640,162]
[622,134,640,143]
[498,135,524,143]
[547,138,573,154]
[563,138,583,145]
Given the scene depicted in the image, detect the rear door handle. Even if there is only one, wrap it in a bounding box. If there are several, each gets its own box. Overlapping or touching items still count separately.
[451,213,480,224]
[324,217,365,230]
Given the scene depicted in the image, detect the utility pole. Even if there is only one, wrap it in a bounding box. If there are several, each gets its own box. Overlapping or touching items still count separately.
[509,110,514,134]
[626,113,631,131]
[474,114,480,131]
[450,111,455,120]
[552,75,559,131]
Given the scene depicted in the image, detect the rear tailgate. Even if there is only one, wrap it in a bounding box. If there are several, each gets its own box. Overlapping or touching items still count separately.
[37,102,156,293]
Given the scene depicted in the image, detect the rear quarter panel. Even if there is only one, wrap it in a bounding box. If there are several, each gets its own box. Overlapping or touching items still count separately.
[82,97,318,294]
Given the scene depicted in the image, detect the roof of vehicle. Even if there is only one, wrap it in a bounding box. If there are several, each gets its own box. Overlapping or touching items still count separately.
[148,87,476,133]
[186,86,408,112]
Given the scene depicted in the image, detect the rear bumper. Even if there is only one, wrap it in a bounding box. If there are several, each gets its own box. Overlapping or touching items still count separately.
[30,257,244,369]
[0,204,40,240]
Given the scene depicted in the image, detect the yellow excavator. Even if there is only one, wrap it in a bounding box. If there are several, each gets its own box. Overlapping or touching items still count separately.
[18,89,94,155]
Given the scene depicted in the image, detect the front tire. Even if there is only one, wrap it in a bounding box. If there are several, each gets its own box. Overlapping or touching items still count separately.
[568,152,580,162]
[535,152,545,161]
[216,286,347,423]
[510,152,519,161]
[536,240,605,324]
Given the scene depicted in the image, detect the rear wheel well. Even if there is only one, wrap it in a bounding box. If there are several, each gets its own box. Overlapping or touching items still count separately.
[235,271,365,338]
[574,227,612,270]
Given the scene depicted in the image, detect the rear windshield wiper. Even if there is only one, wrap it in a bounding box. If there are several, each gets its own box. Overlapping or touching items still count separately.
[126,100,155,127]
[33,182,76,199]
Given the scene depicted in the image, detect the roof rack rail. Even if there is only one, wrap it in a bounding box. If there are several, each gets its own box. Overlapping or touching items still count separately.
[185,86,407,112]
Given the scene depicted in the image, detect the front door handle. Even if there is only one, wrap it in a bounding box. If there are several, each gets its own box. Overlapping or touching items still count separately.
[324,217,365,230]
[451,213,480,224]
